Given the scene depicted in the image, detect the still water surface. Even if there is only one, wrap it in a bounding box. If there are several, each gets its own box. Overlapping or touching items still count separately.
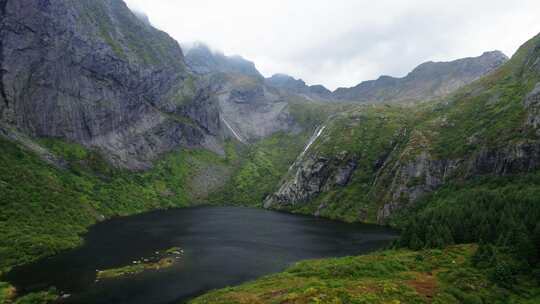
[6,207,398,304]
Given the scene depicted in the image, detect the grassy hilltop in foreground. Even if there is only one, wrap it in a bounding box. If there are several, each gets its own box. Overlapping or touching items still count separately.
[191,245,540,304]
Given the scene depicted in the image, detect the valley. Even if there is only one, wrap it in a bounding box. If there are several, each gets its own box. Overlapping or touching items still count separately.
[0,0,539,303]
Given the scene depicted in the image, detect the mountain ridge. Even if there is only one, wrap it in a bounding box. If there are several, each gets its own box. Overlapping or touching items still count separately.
[333,50,509,103]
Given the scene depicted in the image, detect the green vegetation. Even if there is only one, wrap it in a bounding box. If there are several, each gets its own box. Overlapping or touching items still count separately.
[273,33,540,224]
[190,245,540,304]
[1,282,16,303]
[96,257,177,280]
[0,282,57,304]
[393,173,540,287]
[77,0,185,68]
[208,132,308,207]
[0,137,229,271]
[290,105,416,222]
[188,33,540,303]
[0,123,315,272]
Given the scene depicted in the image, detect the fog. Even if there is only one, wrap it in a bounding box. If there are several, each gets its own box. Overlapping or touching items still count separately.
[125,0,540,90]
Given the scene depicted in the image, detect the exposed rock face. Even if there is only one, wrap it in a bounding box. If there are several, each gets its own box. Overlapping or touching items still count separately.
[185,43,263,79]
[211,73,299,141]
[0,0,221,169]
[264,153,358,208]
[333,51,509,103]
[525,83,540,133]
[265,64,540,223]
[265,74,333,101]
[185,45,300,142]
[378,140,540,220]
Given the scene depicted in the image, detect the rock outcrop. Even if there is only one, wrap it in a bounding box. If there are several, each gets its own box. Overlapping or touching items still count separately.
[185,45,301,142]
[333,51,509,103]
[525,83,540,133]
[264,153,357,208]
[265,74,334,101]
[264,34,540,223]
[0,0,221,169]
[185,43,263,79]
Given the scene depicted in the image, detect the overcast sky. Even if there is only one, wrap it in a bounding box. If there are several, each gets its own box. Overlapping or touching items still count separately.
[125,0,540,90]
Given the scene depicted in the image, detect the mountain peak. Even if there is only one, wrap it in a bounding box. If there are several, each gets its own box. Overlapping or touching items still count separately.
[185,43,263,78]
[334,50,508,103]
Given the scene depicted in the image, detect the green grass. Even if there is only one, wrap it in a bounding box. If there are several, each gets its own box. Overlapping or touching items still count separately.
[208,132,309,207]
[190,245,540,304]
[0,281,15,303]
[0,137,229,271]
[96,257,176,280]
[76,0,186,69]
[275,104,417,222]
[269,32,540,224]
[0,126,313,272]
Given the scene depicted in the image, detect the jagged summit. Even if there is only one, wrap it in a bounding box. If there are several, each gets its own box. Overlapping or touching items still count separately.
[184,43,263,78]
[333,50,508,103]
[265,74,333,101]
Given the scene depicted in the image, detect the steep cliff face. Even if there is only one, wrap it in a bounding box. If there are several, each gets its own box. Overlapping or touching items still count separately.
[212,73,300,142]
[0,0,221,169]
[333,51,509,103]
[184,45,302,142]
[265,34,540,223]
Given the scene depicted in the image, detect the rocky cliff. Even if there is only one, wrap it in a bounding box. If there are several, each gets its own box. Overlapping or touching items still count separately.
[265,74,334,101]
[185,45,304,142]
[333,51,509,103]
[0,0,221,169]
[185,43,263,79]
[265,34,540,223]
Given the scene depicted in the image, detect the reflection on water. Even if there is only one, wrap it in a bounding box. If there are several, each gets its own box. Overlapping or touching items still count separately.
[6,207,398,304]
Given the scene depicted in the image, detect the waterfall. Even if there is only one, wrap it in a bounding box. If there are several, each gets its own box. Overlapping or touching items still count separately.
[302,125,326,156]
[288,124,326,171]
[221,117,246,144]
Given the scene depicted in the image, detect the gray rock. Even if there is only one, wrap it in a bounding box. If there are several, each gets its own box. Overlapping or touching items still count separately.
[264,153,358,209]
[265,74,334,101]
[0,0,221,169]
[333,51,509,103]
[525,83,540,133]
[185,43,263,79]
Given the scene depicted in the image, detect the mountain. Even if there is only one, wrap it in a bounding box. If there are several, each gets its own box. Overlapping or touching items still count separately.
[0,0,221,170]
[131,10,152,26]
[1,0,539,302]
[264,34,540,223]
[265,74,334,101]
[185,44,305,142]
[333,50,509,103]
[191,32,540,304]
[185,43,263,79]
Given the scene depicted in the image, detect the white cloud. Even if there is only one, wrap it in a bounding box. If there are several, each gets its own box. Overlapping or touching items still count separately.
[125,0,540,90]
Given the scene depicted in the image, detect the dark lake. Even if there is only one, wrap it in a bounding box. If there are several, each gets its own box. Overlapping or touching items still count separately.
[5,206,398,304]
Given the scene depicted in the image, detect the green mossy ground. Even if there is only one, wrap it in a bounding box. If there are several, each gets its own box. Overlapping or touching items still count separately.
[190,245,540,304]
[0,128,312,272]
[0,136,227,270]
[208,132,309,207]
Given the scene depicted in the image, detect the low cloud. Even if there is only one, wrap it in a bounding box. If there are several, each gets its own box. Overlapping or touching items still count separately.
[125,0,540,90]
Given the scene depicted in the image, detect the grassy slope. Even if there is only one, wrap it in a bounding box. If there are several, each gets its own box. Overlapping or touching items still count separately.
[208,132,309,207]
[191,245,540,304]
[277,33,540,223]
[290,104,418,222]
[0,136,233,270]
[0,125,323,272]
